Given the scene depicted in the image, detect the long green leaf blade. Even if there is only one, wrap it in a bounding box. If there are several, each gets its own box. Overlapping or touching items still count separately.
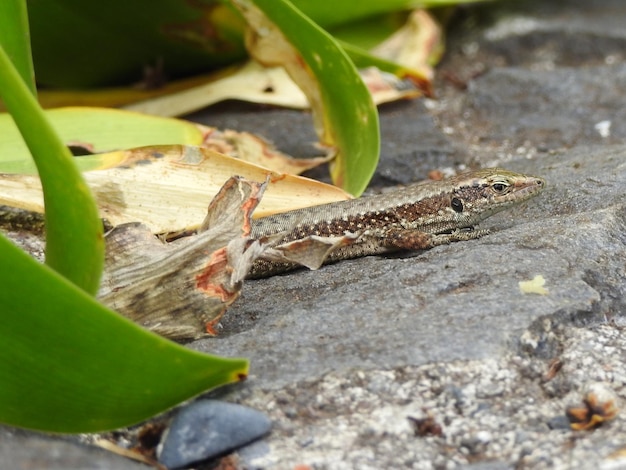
[236,0,380,196]
[0,107,206,174]
[0,0,35,95]
[0,233,248,432]
[294,0,492,29]
[0,45,104,294]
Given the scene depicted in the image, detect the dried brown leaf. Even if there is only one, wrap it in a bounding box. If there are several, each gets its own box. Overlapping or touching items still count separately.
[371,10,442,82]
[201,126,333,175]
[99,176,266,341]
[1,146,350,233]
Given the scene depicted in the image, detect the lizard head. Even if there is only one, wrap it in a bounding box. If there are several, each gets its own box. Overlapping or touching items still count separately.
[424,168,545,234]
[450,168,545,227]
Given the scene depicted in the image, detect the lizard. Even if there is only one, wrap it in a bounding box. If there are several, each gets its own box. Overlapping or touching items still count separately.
[247,168,545,278]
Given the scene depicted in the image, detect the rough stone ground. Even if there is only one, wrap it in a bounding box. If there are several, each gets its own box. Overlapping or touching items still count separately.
[2,0,626,468]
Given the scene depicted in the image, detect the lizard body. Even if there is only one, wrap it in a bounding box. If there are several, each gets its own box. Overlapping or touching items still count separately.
[248,168,545,277]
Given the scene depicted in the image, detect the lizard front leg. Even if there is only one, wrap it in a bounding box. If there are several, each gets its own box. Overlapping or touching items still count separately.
[382,227,490,250]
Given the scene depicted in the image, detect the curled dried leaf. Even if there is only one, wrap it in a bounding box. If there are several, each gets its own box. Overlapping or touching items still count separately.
[566,384,619,431]
[99,177,266,341]
[371,9,441,87]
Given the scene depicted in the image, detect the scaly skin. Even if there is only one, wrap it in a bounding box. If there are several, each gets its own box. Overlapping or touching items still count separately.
[248,168,545,277]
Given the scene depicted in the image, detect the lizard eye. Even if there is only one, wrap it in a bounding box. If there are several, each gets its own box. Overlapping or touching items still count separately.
[451,197,463,213]
[492,182,510,193]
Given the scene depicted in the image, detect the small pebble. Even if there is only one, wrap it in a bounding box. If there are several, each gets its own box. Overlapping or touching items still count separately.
[158,400,272,469]
[547,415,571,430]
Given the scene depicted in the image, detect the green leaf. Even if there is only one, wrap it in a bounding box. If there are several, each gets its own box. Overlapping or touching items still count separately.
[0,45,104,294]
[0,0,35,95]
[27,0,247,88]
[293,0,490,30]
[293,0,419,30]
[0,233,248,432]
[0,3,250,434]
[0,107,206,174]
[235,0,380,196]
[25,0,482,89]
